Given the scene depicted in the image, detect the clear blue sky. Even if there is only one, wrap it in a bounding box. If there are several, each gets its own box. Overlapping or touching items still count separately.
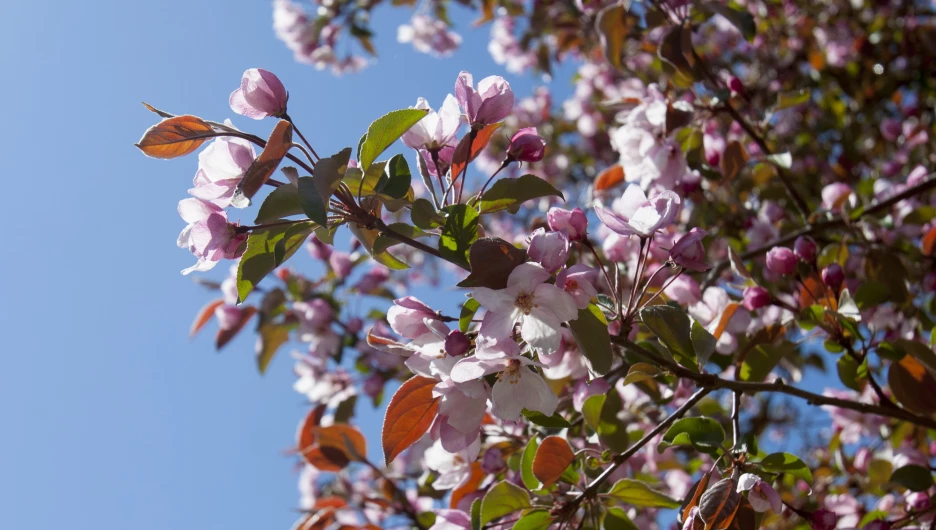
[0,1,575,529]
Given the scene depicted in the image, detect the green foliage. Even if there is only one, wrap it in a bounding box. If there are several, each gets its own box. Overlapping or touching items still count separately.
[438,204,479,269]
[890,465,935,492]
[759,452,813,484]
[358,109,427,172]
[480,481,531,526]
[568,304,613,376]
[641,305,698,371]
[237,222,315,302]
[604,479,681,508]
[477,174,563,214]
[658,417,725,454]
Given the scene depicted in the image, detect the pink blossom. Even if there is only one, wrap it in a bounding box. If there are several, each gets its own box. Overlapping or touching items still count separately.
[667,275,702,305]
[795,236,818,263]
[539,329,588,380]
[906,492,930,513]
[738,474,782,513]
[397,15,462,57]
[387,296,438,339]
[176,198,246,275]
[471,263,578,354]
[822,263,844,292]
[328,251,352,279]
[229,68,288,119]
[293,298,335,340]
[424,438,479,489]
[556,264,598,310]
[506,127,546,162]
[595,184,681,239]
[810,509,839,530]
[825,494,861,529]
[455,71,514,127]
[353,266,390,294]
[401,96,462,152]
[743,286,771,311]
[669,228,709,271]
[822,182,854,210]
[189,136,256,208]
[766,247,798,276]
[527,228,570,273]
[823,388,887,443]
[429,509,472,530]
[548,207,588,240]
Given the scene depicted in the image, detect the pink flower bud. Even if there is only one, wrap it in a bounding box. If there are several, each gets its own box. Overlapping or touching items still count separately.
[528,228,570,273]
[346,317,364,334]
[853,447,871,473]
[743,286,772,311]
[728,76,745,95]
[810,509,838,530]
[794,236,818,263]
[822,263,844,292]
[766,247,798,275]
[229,68,288,120]
[307,234,332,261]
[907,492,931,513]
[445,330,471,357]
[548,207,588,240]
[387,296,437,339]
[669,228,710,271]
[506,127,546,163]
[821,182,854,210]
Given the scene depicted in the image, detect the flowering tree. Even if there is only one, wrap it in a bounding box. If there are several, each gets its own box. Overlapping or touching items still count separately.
[136,1,936,529]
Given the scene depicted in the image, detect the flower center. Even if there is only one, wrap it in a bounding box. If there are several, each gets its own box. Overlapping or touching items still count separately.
[515,293,535,315]
[499,358,523,385]
[565,279,579,292]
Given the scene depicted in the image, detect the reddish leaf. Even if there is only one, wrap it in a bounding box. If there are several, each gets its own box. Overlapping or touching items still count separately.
[135,115,213,159]
[799,275,837,310]
[382,375,440,465]
[721,141,748,180]
[889,354,936,414]
[679,471,712,524]
[698,478,740,530]
[726,496,756,530]
[532,435,575,487]
[233,120,294,207]
[451,122,502,182]
[457,238,528,289]
[922,225,936,256]
[366,326,410,356]
[594,164,625,191]
[215,306,257,349]
[296,405,328,457]
[450,462,484,509]
[303,425,367,471]
[710,302,740,340]
[190,298,224,337]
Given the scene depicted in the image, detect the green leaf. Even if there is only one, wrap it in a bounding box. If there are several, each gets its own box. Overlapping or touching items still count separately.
[658,417,725,454]
[776,89,810,110]
[582,394,605,431]
[854,281,890,309]
[237,222,315,302]
[890,465,934,492]
[256,324,289,374]
[522,409,572,429]
[359,108,428,172]
[439,204,479,269]
[480,480,531,526]
[382,154,412,199]
[514,510,553,530]
[641,305,698,371]
[459,297,480,333]
[703,3,756,41]
[373,223,427,254]
[691,319,717,367]
[417,512,437,529]
[759,452,813,484]
[470,498,482,530]
[740,343,791,382]
[836,354,864,391]
[297,147,352,226]
[568,304,613,377]
[478,174,564,214]
[348,223,410,270]
[254,183,302,223]
[598,388,630,452]
[621,363,662,386]
[411,198,442,229]
[520,437,540,491]
[604,507,639,530]
[604,479,681,508]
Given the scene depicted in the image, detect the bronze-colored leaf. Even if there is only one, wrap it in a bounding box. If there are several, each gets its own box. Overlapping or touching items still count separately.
[215,306,257,349]
[720,141,748,181]
[190,298,224,337]
[596,4,635,70]
[889,354,936,415]
[303,425,367,471]
[678,471,712,524]
[382,375,440,465]
[726,496,756,530]
[451,122,502,184]
[532,436,575,488]
[296,404,328,458]
[450,462,484,508]
[698,478,740,530]
[233,120,294,207]
[594,164,626,191]
[135,115,213,159]
[457,238,528,290]
[922,226,936,256]
[710,302,740,340]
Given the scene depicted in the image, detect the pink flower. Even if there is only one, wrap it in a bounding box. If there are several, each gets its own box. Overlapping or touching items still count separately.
[189,136,256,208]
[176,198,246,275]
[527,228,570,273]
[471,263,579,354]
[743,286,771,311]
[738,474,782,513]
[547,207,588,240]
[810,509,839,530]
[822,182,854,210]
[387,296,438,339]
[556,264,598,310]
[906,492,931,513]
[455,71,514,127]
[822,263,844,292]
[430,509,472,530]
[397,15,462,57]
[328,251,352,279]
[794,236,818,263]
[766,247,798,276]
[424,438,479,489]
[595,184,681,238]
[669,228,709,271]
[353,266,390,294]
[402,96,462,152]
[229,68,288,119]
[506,127,546,162]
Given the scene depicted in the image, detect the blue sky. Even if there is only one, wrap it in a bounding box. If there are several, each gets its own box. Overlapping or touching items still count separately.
[0,1,575,529]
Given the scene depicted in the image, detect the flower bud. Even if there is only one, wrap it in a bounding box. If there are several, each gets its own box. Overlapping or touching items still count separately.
[229,68,288,119]
[669,228,709,271]
[445,330,471,357]
[728,76,745,95]
[766,247,798,275]
[907,492,931,513]
[743,286,772,311]
[506,127,546,163]
[329,251,353,280]
[528,228,570,273]
[810,509,838,530]
[794,236,818,263]
[853,447,871,473]
[821,182,853,210]
[547,207,588,240]
[822,263,844,292]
